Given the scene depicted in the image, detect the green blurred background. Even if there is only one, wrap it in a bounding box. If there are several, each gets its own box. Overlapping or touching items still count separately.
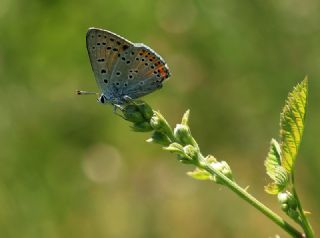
[0,0,319,237]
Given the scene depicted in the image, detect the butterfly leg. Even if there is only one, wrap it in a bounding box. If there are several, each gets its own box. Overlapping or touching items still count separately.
[123,95,134,103]
[113,104,126,119]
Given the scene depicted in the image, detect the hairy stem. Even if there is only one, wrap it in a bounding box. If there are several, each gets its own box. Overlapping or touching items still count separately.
[195,154,303,238]
[122,102,305,237]
[291,174,314,238]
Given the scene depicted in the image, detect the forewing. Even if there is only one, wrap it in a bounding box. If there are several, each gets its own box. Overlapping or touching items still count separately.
[86,28,134,93]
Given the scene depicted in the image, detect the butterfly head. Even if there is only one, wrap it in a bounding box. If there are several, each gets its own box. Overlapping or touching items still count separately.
[97,93,125,105]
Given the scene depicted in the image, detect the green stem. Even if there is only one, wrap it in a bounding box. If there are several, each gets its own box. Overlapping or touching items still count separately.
[197,154,303,238]
[291,174,314,238]
[122,102,308,237]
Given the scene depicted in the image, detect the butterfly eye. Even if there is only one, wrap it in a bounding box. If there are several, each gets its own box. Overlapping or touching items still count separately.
[98,95,107,104]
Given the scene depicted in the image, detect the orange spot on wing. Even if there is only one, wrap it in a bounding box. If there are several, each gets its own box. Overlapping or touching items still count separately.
[158,67,168,78]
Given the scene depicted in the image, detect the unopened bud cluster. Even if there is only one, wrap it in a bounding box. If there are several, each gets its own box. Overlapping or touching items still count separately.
[277,191,300,222]
[122,101,173,146]
[163,110,201,163]
[122,101,154,132]
[122,103,233,185]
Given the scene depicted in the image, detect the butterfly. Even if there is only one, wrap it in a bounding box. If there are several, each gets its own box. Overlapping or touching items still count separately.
[78,27,171,109]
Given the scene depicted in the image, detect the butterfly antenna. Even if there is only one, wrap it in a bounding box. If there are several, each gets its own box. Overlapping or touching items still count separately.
[76,90,99,95]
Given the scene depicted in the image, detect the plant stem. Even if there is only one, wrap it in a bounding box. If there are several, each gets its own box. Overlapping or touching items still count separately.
[122,102,307,237]
[291,174,314,238]
[197,154,304,238]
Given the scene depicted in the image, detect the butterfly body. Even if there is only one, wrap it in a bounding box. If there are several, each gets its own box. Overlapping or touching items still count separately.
[86,28,170,105]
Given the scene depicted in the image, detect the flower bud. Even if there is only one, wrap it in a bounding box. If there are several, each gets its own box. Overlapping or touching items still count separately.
[122,100,154,123]
[277,191,301,221]
[123,104,145,123]
[183,145,198,161]
[163,143,197,163]
[277,192,289,204]
[147,131,171,146]
[278,191,298,211]
[174,124,197,147]
[211,161,233,184]
[150,111,174,140]
[280,203,289,212]
[131,122,153,132]
[135,101,153,121]
[205,155,217,163]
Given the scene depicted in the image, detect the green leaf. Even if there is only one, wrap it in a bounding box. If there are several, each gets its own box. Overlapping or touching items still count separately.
[131,122,153,132]
[163,143,186,156]
[265,139,289,194]
[265,182,283,195]
[280,78,308,173]
[187,168,212,180]
[273,166,289,187]
[265,166,288,194]
[146,131,171,146]
[265,139,282,181]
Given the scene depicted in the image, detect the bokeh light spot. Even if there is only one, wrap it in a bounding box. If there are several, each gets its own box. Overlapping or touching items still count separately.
[82,144,122,183]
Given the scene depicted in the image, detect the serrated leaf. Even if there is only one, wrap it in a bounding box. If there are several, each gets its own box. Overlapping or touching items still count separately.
[265,182,283,195]
[273,166,289,186]
[265,174,288,194]
[265,139,282,181]
[187,168,212,180]
[265,166,288,194]
[265,139,289,194]
[280,78,308,173]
